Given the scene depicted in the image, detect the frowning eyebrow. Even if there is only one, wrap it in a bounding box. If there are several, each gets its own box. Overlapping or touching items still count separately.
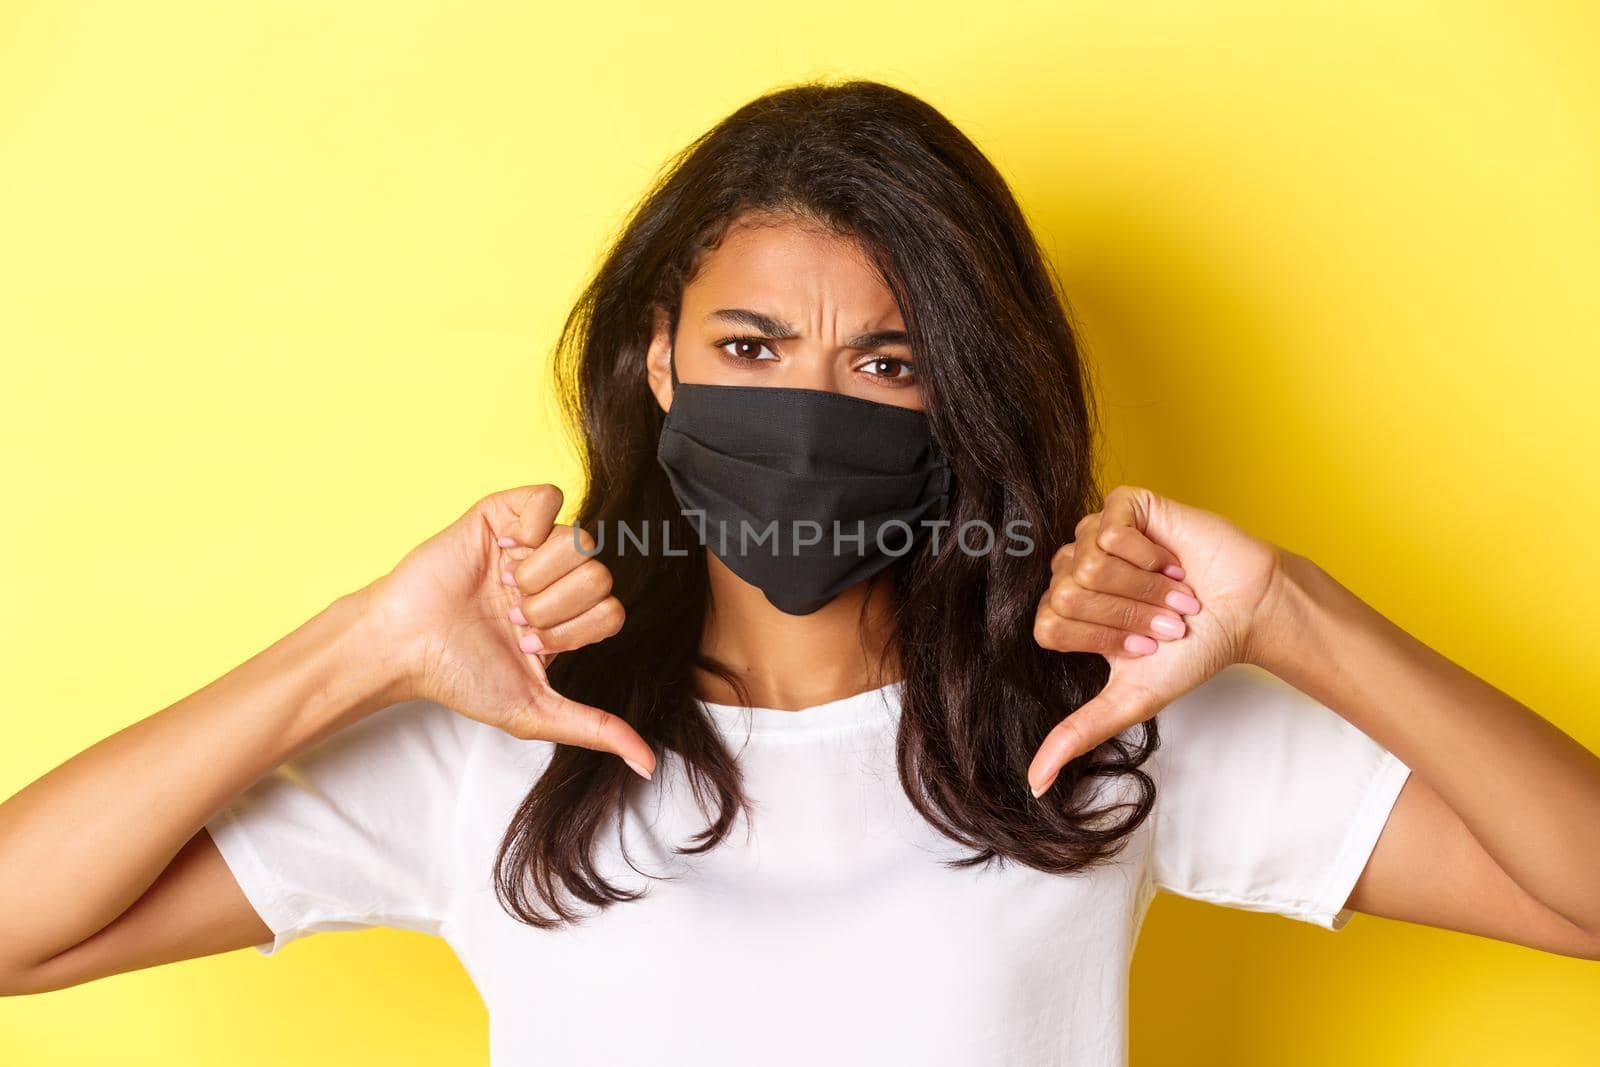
[707,308,909,349]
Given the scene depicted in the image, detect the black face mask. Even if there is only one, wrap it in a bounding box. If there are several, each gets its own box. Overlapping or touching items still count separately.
[655,349,953,615]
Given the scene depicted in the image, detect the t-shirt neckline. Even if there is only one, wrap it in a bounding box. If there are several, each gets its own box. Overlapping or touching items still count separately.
[695,679,905,735]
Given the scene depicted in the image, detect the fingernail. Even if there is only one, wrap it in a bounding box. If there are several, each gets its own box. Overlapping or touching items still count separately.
[1163,564,1185,581]
[1124,633,1158,655]
[497,536,517,548]
[1150,613,1185,638]
[1165,590,1201,614]
[501,569,517,587]
[624,757,653,781]
[509,605,527,626]
[1030,772,1060,798]
[518,631,544,654]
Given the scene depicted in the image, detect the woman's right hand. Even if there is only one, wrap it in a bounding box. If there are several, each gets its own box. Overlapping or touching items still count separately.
[359,483,654,779]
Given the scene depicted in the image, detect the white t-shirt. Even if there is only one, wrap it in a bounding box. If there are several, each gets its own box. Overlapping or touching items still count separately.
[204,662,1411,1066]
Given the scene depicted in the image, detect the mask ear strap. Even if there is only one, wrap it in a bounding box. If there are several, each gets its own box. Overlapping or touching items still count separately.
[668,343,679,389]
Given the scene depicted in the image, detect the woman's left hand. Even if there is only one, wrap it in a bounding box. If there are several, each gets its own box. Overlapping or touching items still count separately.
[1028,484,1291,796]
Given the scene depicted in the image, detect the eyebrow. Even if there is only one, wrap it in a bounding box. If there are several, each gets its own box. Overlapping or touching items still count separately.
[707,308,909,349]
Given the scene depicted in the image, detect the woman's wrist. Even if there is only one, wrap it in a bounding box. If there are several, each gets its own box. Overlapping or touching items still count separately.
[309,585,424,731]
[1239,545,1322,677]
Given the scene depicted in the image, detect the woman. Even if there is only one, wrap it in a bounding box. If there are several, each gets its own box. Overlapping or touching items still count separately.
[2,79,1596,1066]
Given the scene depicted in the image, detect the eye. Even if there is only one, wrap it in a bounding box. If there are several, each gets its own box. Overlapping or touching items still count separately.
[716,337,779,362]
[858,356,916,382]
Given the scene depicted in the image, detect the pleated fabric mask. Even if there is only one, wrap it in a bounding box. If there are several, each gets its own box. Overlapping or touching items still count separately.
[655,348,953,615]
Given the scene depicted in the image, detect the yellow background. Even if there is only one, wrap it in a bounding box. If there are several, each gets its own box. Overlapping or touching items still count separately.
[3,1,1597,1063]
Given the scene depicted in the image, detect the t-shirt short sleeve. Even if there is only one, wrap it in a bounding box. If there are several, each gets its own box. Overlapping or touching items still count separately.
[203,698,479,956]
[1147,663,1413,931]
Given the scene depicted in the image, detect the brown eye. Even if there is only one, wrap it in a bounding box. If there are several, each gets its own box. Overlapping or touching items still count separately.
[719,338,777,361]
[861,357,914,380]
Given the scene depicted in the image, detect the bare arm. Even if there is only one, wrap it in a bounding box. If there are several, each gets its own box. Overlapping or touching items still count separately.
[0,589,407,994]
[1255,550,1600,959]
[1027,484,1600,960]
[0,483,650,997]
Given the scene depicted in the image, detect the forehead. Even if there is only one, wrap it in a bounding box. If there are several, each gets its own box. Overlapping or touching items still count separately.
[683,215,903,324]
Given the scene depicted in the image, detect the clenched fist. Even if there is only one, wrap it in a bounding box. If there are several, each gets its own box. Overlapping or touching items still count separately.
[360,484,654,779]
[1028,484,1289,797]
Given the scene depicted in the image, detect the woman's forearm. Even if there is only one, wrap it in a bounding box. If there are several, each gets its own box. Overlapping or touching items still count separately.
[0,587,408,973]
[1249,550,1600,934]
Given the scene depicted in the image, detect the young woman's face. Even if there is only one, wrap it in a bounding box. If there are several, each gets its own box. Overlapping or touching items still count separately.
[647,214,923,412]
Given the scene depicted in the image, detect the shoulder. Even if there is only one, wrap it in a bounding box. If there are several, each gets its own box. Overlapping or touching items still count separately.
[344,697,481,750]
[1150,662,1365,756]
[378,699,561,781]
[1144,662,1396,810]
[299,698,502,782]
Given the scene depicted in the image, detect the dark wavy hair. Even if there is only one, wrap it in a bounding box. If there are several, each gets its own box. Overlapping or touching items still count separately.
[492,77,1160,927]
